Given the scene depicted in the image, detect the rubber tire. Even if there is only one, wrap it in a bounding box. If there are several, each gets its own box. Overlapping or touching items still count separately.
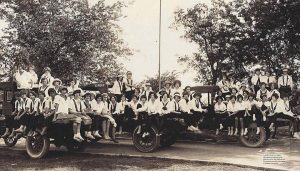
[240,122,266,148]
[133,126,160,153]
[26,136,50,159]
[66,140,86,152]
[3,137,18,147]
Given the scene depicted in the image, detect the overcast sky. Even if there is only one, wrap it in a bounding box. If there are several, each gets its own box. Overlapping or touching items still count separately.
[90,0,213,86]
[0,0,213,87]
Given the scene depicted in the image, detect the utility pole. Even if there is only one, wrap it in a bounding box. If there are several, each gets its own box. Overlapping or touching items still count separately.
[158,0,162,90]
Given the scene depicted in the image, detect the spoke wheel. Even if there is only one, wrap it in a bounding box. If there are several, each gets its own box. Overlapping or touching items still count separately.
[4,136,18,147]
[133,125,160,153]
[240,122,266,148]
[26,134,50,159]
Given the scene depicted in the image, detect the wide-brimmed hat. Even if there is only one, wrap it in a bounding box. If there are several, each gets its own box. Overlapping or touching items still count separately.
[73,89,82,95]
[164,81,172,86]
[43,67,51,72]
[173,80,181,87]
[193,92,202,98]
[282,67,289,72]
[52,78,62,86]
[173,92,181,98]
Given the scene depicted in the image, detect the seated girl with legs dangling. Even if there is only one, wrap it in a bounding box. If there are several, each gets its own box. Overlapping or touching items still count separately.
[226,95,240,136]
[83,92,102,138]
[27,91,40,135]
[147,92,160,127]
[53,87,83,142]
[244,93,261,135]
[214,96,227,135]
[100,93,117,140]
[14,90,32,134]
[188,92,208,133]
[257,94,271,131]
[68,89,94,140]
[114,94,128,135]
[136,95,148,135]
[39,89,55,136]
[91,94,104,138]
[2,92,23,138]
[235,94,247,136]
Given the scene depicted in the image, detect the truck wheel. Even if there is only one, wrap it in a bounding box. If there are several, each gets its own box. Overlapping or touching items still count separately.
[4,136,18,147]
[160,129,177,147]
[133,125,160,153]
[26,135,50,159]
[66,140,86,152]
[240,122,266,148]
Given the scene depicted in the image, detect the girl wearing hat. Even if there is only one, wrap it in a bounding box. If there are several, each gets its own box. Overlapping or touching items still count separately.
[52,78,62,94]
[54,87,83,142]
[214,96,227,135]
[189,92,208,132]
[39,67,54,87]
[69,89,94,140]
[278,67,293,95]
[184,86,194,101]
[171,80,183,97]
[124,71,135,101]
[140,82,153,101]
[179,91,197,132]
[111,75,124,102]
[164,81,172,96]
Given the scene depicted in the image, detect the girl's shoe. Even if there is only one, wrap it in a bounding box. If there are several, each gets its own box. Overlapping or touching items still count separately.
[73,135,82,142]
[86,132,95,139]
[93,131,102,138]
[219,124,224,130]
[216,129,219,135]
[244,128,248,135]
[241,129,244,136]
[256,128,260,135]
[263,116,266,121]
[137,126,141,134]
[234,129,238,136]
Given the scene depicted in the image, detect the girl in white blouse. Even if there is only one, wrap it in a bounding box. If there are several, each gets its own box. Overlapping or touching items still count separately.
[214,96,227,135]
[226,96,240,136]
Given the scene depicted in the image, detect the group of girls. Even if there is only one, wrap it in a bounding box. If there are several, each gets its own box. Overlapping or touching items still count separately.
[215,67,299,136]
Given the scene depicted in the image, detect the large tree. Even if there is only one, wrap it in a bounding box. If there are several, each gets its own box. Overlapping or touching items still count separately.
[173,0,300,85]
[0,0,131,84]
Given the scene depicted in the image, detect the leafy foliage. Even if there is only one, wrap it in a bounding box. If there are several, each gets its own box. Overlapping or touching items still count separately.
[173,0,300,84]
[141,71,179,92]
[0,0,132,84]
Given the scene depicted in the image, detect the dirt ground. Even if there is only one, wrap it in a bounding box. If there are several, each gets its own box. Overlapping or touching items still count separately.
[0,148,277,171]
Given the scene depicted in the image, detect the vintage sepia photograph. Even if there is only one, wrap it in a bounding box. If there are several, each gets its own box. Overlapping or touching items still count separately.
[0,0,299,170]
